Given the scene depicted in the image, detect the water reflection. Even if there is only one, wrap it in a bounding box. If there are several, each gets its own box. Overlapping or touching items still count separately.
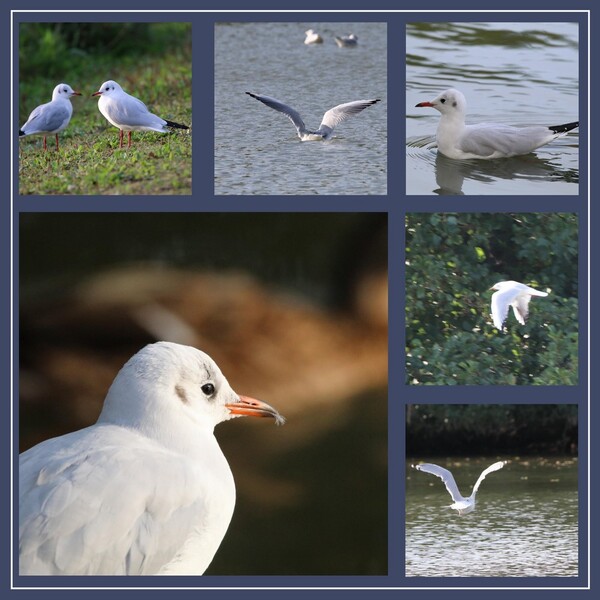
[406,457,578,577]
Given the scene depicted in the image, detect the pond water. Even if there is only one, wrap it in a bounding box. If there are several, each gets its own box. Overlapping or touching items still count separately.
[406,22,580,195]
[405,457,579,578]
[215,21,387,195]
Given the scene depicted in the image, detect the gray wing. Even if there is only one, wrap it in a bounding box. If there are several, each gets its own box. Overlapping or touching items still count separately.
[472,461,506,494]
[414,463,464,503]
[318,99,380,136]
[19,429,217,575]
[459,124,552,157]
[22,102,70,134]
[103,93,163,128]
[246,92,307,135]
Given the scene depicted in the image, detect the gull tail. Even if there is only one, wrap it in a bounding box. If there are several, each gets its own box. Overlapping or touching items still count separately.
[165,120,189,130]
[548,121,579,134]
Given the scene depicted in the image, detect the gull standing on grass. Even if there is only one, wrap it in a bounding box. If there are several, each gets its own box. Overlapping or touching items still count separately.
[19,83,81,151]
[415,88,578,159]
[19,341,285,575]
[489,280,549,331]
[246,92,380,141]
[92,80,189,148]
[412,461,507,515]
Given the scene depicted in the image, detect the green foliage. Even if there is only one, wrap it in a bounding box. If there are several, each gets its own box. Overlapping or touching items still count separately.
[406,213,578,385]
[406,404,578,455]
[18,23,191,195]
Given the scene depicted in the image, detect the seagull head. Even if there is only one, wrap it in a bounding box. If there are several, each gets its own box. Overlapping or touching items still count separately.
[92,80,123,98]
[53,83,81,100]
[416,88,467,117]
[98,342,284,445]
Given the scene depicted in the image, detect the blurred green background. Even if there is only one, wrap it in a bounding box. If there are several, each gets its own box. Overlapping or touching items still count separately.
[19,212,388,576]
[405,212,579,385]
[18,22,192,194]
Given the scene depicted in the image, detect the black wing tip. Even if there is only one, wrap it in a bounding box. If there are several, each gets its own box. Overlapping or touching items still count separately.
[19,129,25,136]
[165,120,189,130]
[245,91,259,99]
[549,121,579,134]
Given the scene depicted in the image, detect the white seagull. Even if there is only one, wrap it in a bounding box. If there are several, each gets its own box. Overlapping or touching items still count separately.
[489,280,549,331]
[415,88,578,159]
[19,341,284,576]
[92,80,189,148]
[245,92,380,141]
[335,34,358,47]
[412,461,507,515]
[19,83,81,151]
[304,29,323,44]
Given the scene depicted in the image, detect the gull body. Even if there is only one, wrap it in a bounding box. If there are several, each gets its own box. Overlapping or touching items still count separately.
[19,83,81,151]
[246,92,380,141]
[304,29,323,44]
[415,88,578,160]
[489,280,549,331]
[19,341,284,575]
[335,34,358,47]
[413,461,507,515]
[92,80,189,148]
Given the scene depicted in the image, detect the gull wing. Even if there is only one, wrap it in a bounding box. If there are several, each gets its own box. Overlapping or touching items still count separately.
[414,463,464,503]
[318,99,380,136]
[491,287,517,330]
[511,294,532,325]
[246,92,307,136]
[23,102,70,134]
[471,460,506,495]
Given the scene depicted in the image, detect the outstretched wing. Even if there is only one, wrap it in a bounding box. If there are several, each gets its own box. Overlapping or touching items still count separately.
[318,99,380,136]
[246,92,307,136]
[413,463,464,503]
[471,460,506,495]
[511,294,532,325]
[491,287,517,330]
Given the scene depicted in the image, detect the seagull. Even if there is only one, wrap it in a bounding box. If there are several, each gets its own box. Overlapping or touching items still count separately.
[245,92,380,141]
[19,341,284,575]
[335,34,358,47]
[415,88,579,159]
[304,29,323,44]
[92,80,189,148]
[489,280,549,331]
[19,83,81,151]
[412,461,507,515]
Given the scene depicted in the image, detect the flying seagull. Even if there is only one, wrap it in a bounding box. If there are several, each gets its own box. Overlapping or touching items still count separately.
[489,280,549,331]
[412,461,507,515]
[245,92,380,141]
[415,88,578,159]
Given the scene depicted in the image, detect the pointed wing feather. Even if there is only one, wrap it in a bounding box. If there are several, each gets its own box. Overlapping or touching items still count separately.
[491,287,516,330]
[414,463,465,503]
[246,92,307,135]
[471,460,506,495]
[318,99,380,134]
[511,294,531,325]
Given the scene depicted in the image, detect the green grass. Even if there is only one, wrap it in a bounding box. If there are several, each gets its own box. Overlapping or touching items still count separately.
[18,23,192,195]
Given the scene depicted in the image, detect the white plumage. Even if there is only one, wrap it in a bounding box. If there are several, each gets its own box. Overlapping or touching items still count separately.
[413,461,507,515]
[19,341,284,575]
[489,280,549,331]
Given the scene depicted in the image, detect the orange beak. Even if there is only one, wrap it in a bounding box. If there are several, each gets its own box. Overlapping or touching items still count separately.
[71,91,82,96]
[225,395,285,425]
[92,91,102,97]
[415,101,434,107]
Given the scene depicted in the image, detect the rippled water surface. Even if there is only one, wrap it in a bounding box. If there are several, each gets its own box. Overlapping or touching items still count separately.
[406,457,579,578]
[406,22,580,195]
[215,22,387,195]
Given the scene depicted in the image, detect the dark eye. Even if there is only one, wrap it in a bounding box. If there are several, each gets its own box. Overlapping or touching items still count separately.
[105,86,110,91]
[201,383,215,396]
[440,98,446,104]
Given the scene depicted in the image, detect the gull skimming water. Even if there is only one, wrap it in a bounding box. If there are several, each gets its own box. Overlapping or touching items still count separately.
[415,88,578,159]
[245,92,380,141]
[489,280,549,331]
[19,341,284,575]
[19,83,81,151]
[412,461,507,515]
[92,80,189,148]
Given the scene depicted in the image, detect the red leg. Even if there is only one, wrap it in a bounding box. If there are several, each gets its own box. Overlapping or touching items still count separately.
[128,131,132,148]
[43,136,47,151]
[119,129,124,148]
[55,134,59,151]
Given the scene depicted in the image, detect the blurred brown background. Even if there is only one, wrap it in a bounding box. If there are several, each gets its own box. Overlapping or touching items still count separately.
[19,212,388,575]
